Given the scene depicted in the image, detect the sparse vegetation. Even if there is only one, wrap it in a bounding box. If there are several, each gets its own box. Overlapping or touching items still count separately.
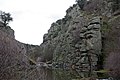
[0,30,28,80]
[0,11,13,26]
[104,52,120,78]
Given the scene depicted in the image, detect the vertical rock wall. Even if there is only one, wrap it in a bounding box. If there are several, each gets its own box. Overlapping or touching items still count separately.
[39,0,120,71]
[40,2,103,71]
[73,17,101,71]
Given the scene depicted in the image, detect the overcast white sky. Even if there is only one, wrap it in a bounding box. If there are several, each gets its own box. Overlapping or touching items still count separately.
[0,0,75,45]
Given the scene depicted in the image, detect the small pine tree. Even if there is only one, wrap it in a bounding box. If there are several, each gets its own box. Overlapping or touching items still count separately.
[0,11,13,26]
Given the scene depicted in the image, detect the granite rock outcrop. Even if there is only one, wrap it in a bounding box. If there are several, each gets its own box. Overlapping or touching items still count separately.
[39,0,120,71]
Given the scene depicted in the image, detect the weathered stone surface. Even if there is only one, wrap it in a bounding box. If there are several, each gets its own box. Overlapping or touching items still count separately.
[38,0,120,72]
[38,0,104,71]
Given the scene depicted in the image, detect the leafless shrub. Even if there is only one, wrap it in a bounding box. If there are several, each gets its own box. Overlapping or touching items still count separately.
[104,51,120,78]
[0,30,28,80]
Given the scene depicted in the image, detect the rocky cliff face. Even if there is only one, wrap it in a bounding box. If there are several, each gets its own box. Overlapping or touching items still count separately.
[40,0,120,71]
[41,4,102,71]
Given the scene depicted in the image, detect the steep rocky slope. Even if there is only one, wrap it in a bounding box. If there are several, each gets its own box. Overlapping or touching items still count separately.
[39,0,120,71]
